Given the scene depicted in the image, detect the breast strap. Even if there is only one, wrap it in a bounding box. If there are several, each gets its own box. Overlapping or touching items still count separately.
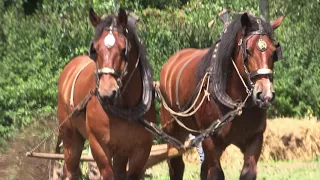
[175,52,202,109]
[70,61,93,109]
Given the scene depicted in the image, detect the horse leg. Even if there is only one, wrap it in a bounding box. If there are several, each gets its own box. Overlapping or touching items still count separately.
[113,153,128,180]
[61,128,85,180]
[126,146,152,180]
[239,133,263,180]
[201,137,225,180]
[167,147,184,180]
[160,104,188,180]
[89,133,114,180]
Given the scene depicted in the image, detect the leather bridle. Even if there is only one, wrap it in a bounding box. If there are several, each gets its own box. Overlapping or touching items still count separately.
[237,19,282,89]
[89,21,130,91]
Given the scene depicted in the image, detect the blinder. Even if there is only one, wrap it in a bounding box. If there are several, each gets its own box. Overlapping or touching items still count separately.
[89,42,97,60]
[273,42,282,61]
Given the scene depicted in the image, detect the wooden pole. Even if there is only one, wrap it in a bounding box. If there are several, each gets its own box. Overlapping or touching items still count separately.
[26,144,189,169]
[259,0,270,22]
[26,152,95,161]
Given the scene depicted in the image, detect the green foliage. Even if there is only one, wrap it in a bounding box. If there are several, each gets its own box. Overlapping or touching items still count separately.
[0,0,319,144]
[268,0,320,118]
[0,0,96,144]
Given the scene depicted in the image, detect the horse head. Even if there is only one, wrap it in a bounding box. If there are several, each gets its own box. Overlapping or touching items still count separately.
[89,8,129,103]
[210,13,284,109]
[233,14,284,109]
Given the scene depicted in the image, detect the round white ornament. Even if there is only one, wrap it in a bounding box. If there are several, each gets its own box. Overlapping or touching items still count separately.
[104,33,116,48]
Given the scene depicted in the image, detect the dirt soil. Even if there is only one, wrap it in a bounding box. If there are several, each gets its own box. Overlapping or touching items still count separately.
[0,118,58,180]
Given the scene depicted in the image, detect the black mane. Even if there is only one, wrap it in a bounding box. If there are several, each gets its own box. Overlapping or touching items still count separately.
[196,14,274,108]
[126,15,152,78]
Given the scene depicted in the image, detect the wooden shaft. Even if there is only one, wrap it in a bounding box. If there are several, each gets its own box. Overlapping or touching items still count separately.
[26,152,95,161]
[26,144,188,169]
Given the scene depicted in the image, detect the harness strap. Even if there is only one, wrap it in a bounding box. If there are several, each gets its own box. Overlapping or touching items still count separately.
[121,51,140,94]
[70,61,93,109]
[157,73,210,118]
[231,59,251,95]
[175,51,203,109]
[27,90,94,156]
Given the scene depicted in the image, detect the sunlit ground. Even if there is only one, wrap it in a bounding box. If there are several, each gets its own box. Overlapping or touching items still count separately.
[145,159,320,180]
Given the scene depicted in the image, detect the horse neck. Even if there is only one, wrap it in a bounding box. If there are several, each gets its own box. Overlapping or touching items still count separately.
[120,41,143,106]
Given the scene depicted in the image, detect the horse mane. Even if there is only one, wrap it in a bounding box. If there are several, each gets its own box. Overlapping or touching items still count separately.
[126,15,153,78]
[196,14,274,108]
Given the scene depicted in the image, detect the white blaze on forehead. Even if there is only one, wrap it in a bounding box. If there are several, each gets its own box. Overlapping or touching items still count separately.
[104,33,116,48]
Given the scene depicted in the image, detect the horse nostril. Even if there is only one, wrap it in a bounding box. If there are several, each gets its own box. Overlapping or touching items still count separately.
[257,92,263,100]
[264,95,271,101]
[110,90,117,99]
[264,92,275,102]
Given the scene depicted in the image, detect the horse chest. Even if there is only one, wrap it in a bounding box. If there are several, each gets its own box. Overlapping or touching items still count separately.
[103,119,153,152]
[225,114,267,143]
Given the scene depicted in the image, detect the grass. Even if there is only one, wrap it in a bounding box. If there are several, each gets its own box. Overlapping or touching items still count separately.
[145,159,320,180]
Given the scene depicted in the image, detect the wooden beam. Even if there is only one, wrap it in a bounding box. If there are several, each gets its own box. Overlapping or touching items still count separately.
[26,152,95,161]
[26,144,189,169]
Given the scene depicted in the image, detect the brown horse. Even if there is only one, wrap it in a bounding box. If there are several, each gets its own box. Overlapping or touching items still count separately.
[159,13,284,179]
[57,8,155,179]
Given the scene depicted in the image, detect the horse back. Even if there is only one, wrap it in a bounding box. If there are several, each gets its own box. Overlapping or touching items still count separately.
[160,48,209,109]
[58,55,95,115]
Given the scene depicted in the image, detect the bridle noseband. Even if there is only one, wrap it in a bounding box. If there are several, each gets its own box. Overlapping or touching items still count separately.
[89,20,130,91]
[237,19,282,89]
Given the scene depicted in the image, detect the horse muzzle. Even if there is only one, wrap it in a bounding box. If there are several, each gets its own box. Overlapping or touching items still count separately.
[252,78,275,109]
[97,75,120,104]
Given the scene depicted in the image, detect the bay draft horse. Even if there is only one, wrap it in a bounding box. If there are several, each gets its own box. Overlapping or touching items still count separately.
[57,8,155,179]
[159,13,284,179]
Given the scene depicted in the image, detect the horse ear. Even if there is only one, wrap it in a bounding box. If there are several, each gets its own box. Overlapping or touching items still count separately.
[117,8,128,28]
[89,7,101,27]
[240,13,252,29]
[271,16,285,30]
